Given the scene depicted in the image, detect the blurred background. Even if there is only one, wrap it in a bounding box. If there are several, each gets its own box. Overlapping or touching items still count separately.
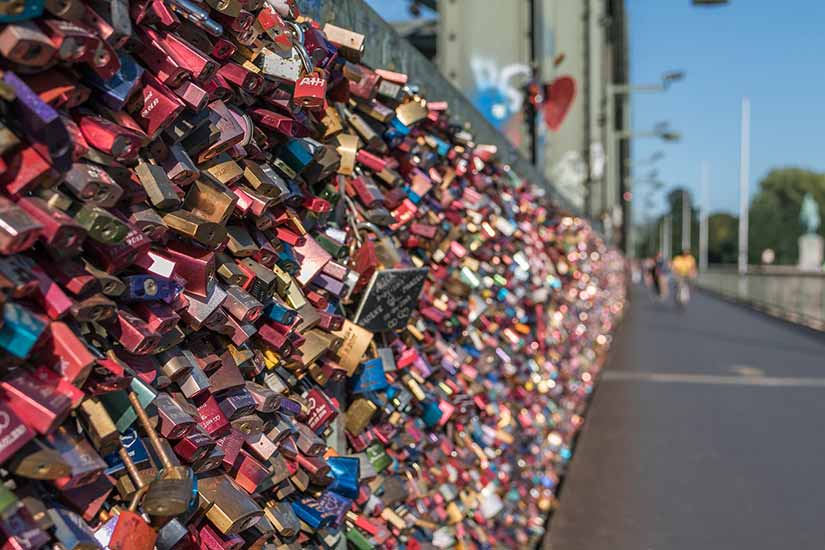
[364,0,825,269]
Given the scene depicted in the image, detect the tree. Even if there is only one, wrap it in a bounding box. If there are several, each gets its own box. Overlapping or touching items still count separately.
[708,213,738,264]
[748,168,825,264]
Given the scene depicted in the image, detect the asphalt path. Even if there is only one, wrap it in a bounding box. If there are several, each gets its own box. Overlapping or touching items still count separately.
[545,285,825,550]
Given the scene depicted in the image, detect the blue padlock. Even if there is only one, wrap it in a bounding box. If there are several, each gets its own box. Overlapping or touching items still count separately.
[352,358,389,394]
[82,51,144,110]
[0,0,44,22]
[390,117,411,136]
[122,274,176,302]
[421,399,443,428]
[264,300,298,326]
[327,456,360,499]
[103,428,150,475]
[277,139,314,178]
[291,498,332,530]
[0,301,46,359]
[276,244,300,276]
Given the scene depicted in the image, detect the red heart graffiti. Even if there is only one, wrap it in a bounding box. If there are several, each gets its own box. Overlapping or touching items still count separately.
[543,76,577,132]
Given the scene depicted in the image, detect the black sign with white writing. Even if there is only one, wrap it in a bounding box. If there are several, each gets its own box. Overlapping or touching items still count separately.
[353,268,428,332]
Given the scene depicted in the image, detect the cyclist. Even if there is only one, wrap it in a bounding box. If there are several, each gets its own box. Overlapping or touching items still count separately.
[671,248,697,306]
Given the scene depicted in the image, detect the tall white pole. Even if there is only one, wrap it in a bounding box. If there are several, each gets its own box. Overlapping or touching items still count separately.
[738,98,750,274]
[681,190,690,251]
[660,219,665,254]
[664,215,672,261]
[699,161,709,271]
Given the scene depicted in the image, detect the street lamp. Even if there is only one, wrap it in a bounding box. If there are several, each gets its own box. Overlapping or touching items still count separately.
[618,121,682,142]
[608,71,686,95]
[605,71,684,253]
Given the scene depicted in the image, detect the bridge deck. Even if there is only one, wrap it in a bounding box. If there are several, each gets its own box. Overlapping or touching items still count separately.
[545,285,825,550]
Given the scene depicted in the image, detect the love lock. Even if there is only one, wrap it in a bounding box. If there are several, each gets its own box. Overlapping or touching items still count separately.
[127,391,194,517]
[99,482,156,550]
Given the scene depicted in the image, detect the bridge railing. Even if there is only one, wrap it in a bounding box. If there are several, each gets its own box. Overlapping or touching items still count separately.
[697,266,825,330]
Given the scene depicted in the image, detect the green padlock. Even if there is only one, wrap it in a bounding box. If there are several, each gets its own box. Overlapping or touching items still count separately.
[100,379,158,433]
[346,526,374,550]
[365,443,391,474]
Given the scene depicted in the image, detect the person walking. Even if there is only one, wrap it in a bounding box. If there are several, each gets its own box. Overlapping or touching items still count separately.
[651,252,669,301]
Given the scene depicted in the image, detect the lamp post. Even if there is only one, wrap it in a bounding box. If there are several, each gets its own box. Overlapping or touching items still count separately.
[699,161,710,271]
[621,124,680,257]
[738,97,750,275]
[682,189,690,252]
[607,72,684,252]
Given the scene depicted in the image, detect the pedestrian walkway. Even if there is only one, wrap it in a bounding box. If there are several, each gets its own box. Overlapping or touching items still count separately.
[545,285,825,550]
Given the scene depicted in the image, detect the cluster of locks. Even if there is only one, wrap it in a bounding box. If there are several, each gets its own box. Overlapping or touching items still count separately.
[0,0,626,549]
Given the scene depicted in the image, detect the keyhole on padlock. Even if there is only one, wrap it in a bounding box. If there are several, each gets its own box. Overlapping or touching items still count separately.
[23,45,43,61]
[143,279,157,296]
[94,46,110,67]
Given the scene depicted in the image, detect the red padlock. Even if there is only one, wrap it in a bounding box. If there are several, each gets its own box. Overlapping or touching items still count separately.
[293,71,327,110]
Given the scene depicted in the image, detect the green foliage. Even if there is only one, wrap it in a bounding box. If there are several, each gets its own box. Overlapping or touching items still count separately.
[748,167,825,264]
[708,213,738,264]
[636,168,825,266]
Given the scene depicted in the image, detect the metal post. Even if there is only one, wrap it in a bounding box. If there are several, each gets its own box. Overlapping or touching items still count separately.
[659,219,665,254]
[699,161,709,271]
[664,215,672,261]
[681,189,690,252]
[738,98,750,274]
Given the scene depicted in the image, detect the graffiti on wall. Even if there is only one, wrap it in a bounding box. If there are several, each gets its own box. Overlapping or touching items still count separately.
[469,57,531,146]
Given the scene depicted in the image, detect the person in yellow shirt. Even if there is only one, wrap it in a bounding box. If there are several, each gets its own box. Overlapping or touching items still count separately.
[671,248,697,305]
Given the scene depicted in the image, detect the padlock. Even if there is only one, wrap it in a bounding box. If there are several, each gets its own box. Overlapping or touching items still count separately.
[0,401,34,465]
[0,0,44,22]
[322,24,364,63]
[16,197,86,255]
[0,22,55,67]
[74,112,143,164]
[48,426,107,490]
[293,71,327,109]
[183,176,238,226]
[171,424,215,464]
[3,71,72,172]
[163,210,227,248]
[126,391,194,517]
[77,397,120,455]
[0,367,71,433]
[134,160,181,211]
[196,473,263,534]
[6,438,70,480]
[0,502,50,550]
[102,477,157,550]
[62,162,124,208]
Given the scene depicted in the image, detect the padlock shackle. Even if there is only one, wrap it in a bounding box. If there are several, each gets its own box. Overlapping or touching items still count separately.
[128,391,175,471]
[119,446,146,490]
[129,483,151,512]
[284,21,314,75]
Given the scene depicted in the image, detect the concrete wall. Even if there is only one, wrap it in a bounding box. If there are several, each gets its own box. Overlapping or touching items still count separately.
[437,0,532,157]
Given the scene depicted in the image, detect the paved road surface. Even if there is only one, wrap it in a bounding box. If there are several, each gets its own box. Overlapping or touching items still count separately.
[545,286,825,550]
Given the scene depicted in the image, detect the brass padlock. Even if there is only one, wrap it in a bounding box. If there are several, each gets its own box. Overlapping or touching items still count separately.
[127,392,194,517]
[6,439,72,480]
[196,473,263,534]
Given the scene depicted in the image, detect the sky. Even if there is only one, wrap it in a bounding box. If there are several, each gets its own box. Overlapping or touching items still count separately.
[365,0,825,218]
[627,0,825,218]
